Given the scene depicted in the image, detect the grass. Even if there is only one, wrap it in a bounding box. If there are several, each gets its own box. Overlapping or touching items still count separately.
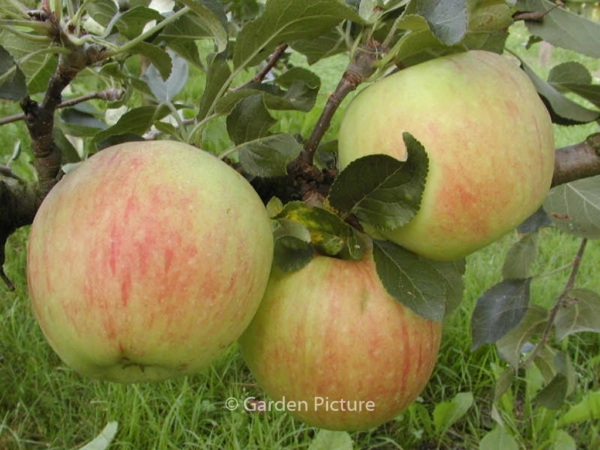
[1,21,600,450]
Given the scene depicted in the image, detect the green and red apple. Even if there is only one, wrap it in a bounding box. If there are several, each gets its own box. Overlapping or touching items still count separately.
[27,140,274,383]
[238,252,442,431]
[338,50,555,261]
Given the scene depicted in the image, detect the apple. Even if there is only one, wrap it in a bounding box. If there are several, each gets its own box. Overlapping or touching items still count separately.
[337,50,555,261]
[27,140,274,383]
[238,252,442,431]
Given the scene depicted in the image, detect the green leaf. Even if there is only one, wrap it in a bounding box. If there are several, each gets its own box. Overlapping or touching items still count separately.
[290,30,347,64]
[551,430,577,450]
[433,392,473,435]
[543,176,600,239]
[198,52,232,119]
[78,421,118,450]
[141,50,189,103]
[59,108,107,138]
[308,430,353,450]
[502,233,538,280]
[470,279,531,351]
[131,42,172,81]
[534,352,574,409]
[86,0,118,27]
[272,219,314,273]
[479,426,519,450]
[328,133,428,232]
[236,134,303,178]
[92,105,169,142]
[372,240,459,322]
[521,60,600,125]
[516,0,600,58]
[177,0,228,52]
[493,366,515,403]
[548,62,600,110]
[233,0,363,69]
[554,288,600,341]
[557,390,600,426]
[115,6,163,40]
[275,202,366,259]
[0,45,26,101]
[468,0,514,33]
[496,305,548,370]
[226,96,276,145]
[415,0,468,45]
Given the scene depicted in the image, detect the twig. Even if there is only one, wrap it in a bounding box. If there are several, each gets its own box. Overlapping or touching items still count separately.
[0,89,124,127]
[512,1,563,22]
[523,238,588,368]
[236,43,289,90]
[552,133,600,187]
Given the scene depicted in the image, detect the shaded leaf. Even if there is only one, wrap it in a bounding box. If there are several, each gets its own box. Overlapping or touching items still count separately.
[516,0,600,58]
[290,30,347,64]
[479,426,519,450]
[517,206,552,233]
[226,96,276,145]
[548,62,600,110]
[496,305,547,370]
[502,233,538,280]
[328,133,428,232]
[521,60,600,125]
[59,108,107,138]
[93,105,170,142]
[554,288,600,341]
[233,0,362,69]
[141,50,188,103]
[534,373,568,410]
[493,366,515,403]
[272,219,314,273]
[471,279,531,351]
[373,240,463,322]
[177,0,228,52]
[433,392,473,435]
[198,52,232,119]
[543,176,600,239]
[0,45,26,101]
[415,0,468,45]
[468,0,514,32]
[237,134,303,178]
[132,42,172,81]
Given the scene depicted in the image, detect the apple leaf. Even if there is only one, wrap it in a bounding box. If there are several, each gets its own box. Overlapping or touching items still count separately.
[59,108,107,138]
[92,105,170,143]
[114,6,163,40]
[495,305,548,370]
[272,219,314,273]
[372,240,463,322]
[433,392,473,435]
[554,288,600,341]
[548,62,600,110]
[275,201,366,260]
[415,0,468,46]
[551,430,577,450]
[478,427,519,450]
[198,52,232,119]
[86,0,118,27]
[226,96,276,145]
[217,68,321,115]
[470,279,531,351]
[0,45,26,101]
[557,390,600,426]
[533,352,573,410]
[232,0,362,69]
[328,132,428,232]
[493,366,515,403]
[308,430,353,450]
[236,134,303,178]
[468,0,514,33]
[516,0,600,58]
[521,60,600,125]
[517,207,552,233]
[543,176,600,239]
[78,421,118,450]
[140,50,189,103]
[131,42,172,81]
[176,0,229,53]
[502,233,538,280]
[290,30,347,65]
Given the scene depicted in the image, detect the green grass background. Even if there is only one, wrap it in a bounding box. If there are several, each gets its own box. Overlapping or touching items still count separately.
[1,23,599,449]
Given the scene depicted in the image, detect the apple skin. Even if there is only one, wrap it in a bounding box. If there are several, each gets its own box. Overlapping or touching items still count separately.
[238,253,442,431]
[337,50,555,261]
[27,141,274,383]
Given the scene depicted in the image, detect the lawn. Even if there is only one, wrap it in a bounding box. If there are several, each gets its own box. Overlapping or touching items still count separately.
[1,22,599,450]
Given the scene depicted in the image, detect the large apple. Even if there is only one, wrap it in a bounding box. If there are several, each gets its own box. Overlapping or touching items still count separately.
[337,50,555,261]
[27,140,274,383]
[238,252,442,431]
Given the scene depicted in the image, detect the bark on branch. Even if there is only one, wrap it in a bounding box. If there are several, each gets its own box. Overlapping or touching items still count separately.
[552,133,600,187]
